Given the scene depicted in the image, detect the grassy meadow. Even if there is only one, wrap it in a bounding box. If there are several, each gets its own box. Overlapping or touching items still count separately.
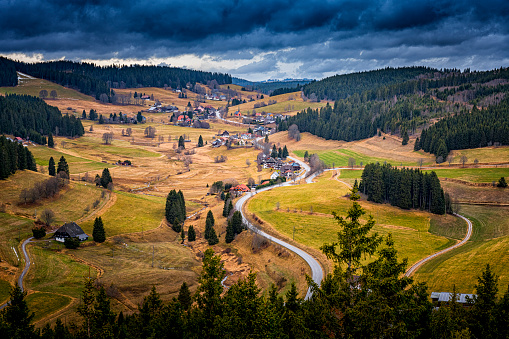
[247,171,452,268]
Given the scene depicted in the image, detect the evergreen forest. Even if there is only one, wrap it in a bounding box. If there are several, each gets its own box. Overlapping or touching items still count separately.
[0,135,37,180]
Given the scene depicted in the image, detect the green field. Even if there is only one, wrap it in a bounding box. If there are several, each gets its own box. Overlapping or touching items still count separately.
[294,149,423,167]
[414,205,509,294]
[0,213,34,266]
[247,172,452,267]
[0,75,94,101]
[424,167,509,183]
[79,191,165,237]
[29,145,114,174]
[250,101,327,115]
[62,136,161,160]
[26,292,72,322]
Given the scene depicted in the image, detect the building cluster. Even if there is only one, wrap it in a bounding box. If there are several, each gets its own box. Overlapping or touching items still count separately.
[211,130,255,148]
[258,154,302,179]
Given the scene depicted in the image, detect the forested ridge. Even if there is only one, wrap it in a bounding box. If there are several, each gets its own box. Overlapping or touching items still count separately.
[0,135,37,179]
[0,57,18,87]
[0,94,84,144]
[416,98,509,158]
[9,59,231,100]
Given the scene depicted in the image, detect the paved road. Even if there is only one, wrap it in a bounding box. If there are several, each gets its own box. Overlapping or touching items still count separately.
[235,155,323,300]
[0,236,33,310]
[404,213,473,277]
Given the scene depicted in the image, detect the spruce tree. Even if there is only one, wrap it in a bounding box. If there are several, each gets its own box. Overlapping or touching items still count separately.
[2,283,35,338]
[178,282,192,310]
[198,135,204,147]
[100,168,112,188]
[413,137,420,151]
[48,157,56,176]
[205,210,215,240]
[180,225,185,243]
[93,216,106,243]
[57,156,69,176]
[207,227,219,246]
[187,225,196,242]
[231,211,243,235]
[402,130,409,145]
[178,136,185,149]
[48,133,54,148]
[497,177,507,188]
[271,145,277,158]
[225,220,235,243]
[282,145,289,158]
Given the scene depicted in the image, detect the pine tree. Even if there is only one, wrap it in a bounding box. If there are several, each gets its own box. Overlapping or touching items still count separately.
[57,156,69,176]
[178,282,192,310]
[100,168,112,188]
[48,133,54,148]
[78,277,96,338]
[187,225,196,242]
[225,220,235,243]
[413,137,420,151]
[93,286,115,336]
[2,283,35,338]
[282,145,289,158]
[231,211,243,235]
[208,227,219,245]
[271,145,277,158]
[205,210,215,240]
[320,187,382,278]
[93,217,106,243]
[402,130,409,145]
[48,157,56,176]
[198,135,204,147]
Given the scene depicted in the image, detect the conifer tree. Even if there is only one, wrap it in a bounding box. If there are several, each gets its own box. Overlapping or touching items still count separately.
[178,282,192,310]
[413,137,420,151]
[78,277,96,338]
[48,133,54,148]
[205,210,215,240]
[100,168,112,188]
[321,187,382,278]
[225,220,235,243]
[198,135,204,147]
[2,283,35,338]
[402,129,409,145]
[187,225,196,242]
[282,145,289,158]
[231,211,243,235]
[180,225,185,243]
[57,156,69,177]
[178,136,185,149]
[48,156,56,176]
[497,177,507,188]
[93,216,106,243]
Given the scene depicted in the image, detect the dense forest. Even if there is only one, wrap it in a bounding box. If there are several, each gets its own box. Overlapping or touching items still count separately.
[232,77,312,94]
[0,57,18,87]
[0,135,37,180]
[165,189,186,232]
[359,163,447,214]
[281,67,509,147]
[0,94,84,144]
[416,98,509,158]
[11,59,231,100]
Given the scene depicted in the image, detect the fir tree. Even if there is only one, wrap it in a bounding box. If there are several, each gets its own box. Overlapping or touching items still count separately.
[414,137,420,151]
[282,145,289,158]
[225,220,235,243]
[57,156,69,177]
[198,135,204,147]
[178,282,192,310]
[187,225,196,242]
[2,283,35,338]
[178,136,185,149]
[231,211,243,235]
[402,129,409,145]
[48,133,54,148]
[48,157,56,176]
[93,217,106,243]
[497,177,507,188]
[205,210,215,240]
[100,168,112,188]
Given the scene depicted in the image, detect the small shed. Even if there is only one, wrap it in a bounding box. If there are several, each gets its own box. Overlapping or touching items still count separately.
[54,222,88,242]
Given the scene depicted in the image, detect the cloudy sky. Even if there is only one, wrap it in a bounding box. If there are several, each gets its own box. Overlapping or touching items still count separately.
[1,0,509,81]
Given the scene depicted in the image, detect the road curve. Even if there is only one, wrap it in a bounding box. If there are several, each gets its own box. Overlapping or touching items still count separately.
[235,155,323,300]
[404,213,473,277]
[0,236,33,310]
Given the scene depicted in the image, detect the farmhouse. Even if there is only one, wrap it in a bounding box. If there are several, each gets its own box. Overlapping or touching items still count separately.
[54,222,88,242]
[230,184,250,193]
[430,292,475,306]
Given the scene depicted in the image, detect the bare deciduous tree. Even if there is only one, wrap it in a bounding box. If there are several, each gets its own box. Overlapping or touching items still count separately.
[40,209,55,226]
[246,159,251,167]
[50,90,57,99]
[248,177,255,187]
[348,157,356,169]
[39,89,48,99]
[144,126,156,138]
[460,155,468,167]
[102,132,114,145]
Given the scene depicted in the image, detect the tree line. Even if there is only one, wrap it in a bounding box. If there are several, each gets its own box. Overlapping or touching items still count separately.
[10,59,232,101]
[0,94,84,144]
[0,57,18,87]
[359,163,448,214]
[2,188,508,338]
[0,135,37,179]
[415,99,509,158]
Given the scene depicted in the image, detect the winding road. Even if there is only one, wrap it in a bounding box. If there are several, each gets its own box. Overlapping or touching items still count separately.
[404,213,473,277]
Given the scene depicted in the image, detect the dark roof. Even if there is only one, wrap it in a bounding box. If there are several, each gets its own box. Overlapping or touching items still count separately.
[56,222,86,237]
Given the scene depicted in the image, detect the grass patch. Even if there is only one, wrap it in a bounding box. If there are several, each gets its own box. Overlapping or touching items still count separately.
[63,136,161,159]
[26,292,72,322]
[26,243,97,299]
[424,167,509,183]
[79,191,165,237]
[0,279,12,304]
[460,205,509,240]
[294,149,418,167]
[0,213,34,266]
[29,145,113,174]
[429,214,467,240]
[449,146,509,164]
[0,75,94,101]
[0,171,104,226]
[247,171,451,267]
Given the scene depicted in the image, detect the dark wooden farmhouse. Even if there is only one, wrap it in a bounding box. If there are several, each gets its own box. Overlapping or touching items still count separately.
[54,222,89,242]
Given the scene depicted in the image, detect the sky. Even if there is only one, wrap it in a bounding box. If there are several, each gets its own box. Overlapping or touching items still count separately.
[1,0,509,81]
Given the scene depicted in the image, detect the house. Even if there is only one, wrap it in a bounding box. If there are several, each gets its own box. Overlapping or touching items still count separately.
[270,171,280,180]
[234,111,242,117]
[211,139,222,148]
[263,157,276,169]
[54,222,88,242]
[221,130,230,137]
[230,184,250,192]
[430,292,475,306]
[291,162,301,171]
[14,137,24,143]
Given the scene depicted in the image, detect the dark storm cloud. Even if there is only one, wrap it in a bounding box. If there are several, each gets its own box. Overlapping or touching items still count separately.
[1,0,508,79]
